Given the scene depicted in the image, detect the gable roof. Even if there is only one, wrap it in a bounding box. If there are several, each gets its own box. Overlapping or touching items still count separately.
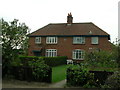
[28,22,110,39]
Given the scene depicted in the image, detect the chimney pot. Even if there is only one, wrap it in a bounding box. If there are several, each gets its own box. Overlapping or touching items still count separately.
[67,12,73,25]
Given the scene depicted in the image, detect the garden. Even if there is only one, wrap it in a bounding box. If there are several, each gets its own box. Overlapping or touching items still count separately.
[2,45,120,89]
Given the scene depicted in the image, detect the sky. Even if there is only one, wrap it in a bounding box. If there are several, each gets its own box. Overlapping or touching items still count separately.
[0,0,119,43]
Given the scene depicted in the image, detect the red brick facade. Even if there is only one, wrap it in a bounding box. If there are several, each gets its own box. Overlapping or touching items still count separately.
[28,36,112,58]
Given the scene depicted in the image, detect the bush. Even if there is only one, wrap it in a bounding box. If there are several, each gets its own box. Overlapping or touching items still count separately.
[19,56,67,67]
[102,71,120,89]
[28,59,51,82]
[43,56,67,67]
[67,64,98,88]
[85,50,118,68]
[8,56,52,83]
[19,55,43,66]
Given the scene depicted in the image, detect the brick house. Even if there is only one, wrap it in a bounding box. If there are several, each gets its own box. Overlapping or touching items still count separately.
[28,13,112,62]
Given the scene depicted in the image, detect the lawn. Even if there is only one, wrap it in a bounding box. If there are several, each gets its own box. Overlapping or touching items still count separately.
[52,65,67,83]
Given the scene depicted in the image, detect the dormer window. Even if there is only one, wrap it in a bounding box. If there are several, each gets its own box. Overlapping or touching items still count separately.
[35,37,41,44]
[73,37,85,44]
[46,37,57,44]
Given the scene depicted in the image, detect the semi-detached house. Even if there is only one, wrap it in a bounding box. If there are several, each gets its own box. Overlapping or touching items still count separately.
[28,13,112,62]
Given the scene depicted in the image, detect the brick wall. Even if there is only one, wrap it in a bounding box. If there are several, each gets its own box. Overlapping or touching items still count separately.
[28,37,112,59]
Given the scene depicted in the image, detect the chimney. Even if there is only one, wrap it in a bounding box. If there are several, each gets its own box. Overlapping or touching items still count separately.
[67,12,73,25]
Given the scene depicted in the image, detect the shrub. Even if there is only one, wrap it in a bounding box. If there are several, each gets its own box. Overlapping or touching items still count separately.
[102,71,120,89]
[28,59,51,82]
[85,50,118,68]
[67,64,98,88]
[19,56,67,67]
[19,55,43,66]
[43,56,67,67]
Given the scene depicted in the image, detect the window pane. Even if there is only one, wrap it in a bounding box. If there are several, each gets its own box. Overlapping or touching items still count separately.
[46,49,57,57]
[73,49,84,60]
[46,37,57,44]
[73,37,85,44]
[92,37,98,44]
[35,37,41,44]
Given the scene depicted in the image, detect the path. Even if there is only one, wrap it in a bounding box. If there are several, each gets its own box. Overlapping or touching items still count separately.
[2,79,67,88]
[49,79,66,88]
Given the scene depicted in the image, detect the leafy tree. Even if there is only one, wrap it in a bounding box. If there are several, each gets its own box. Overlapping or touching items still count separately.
[1,18,30,75]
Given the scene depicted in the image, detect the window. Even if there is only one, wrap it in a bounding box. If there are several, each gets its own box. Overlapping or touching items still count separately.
[91,37,98,44]
[46,49,57,57]
[35,37,41,44]
[46,37,57,44]
[73,37,85,44]
[72,49,84,60]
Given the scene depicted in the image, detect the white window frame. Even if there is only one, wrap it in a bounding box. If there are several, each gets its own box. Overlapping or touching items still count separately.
[73,37,85,44]
[35,37,41,44]
[72,49,84,60]
[46,37,57,44]
[46,49,57,57]
[91,37,99,44]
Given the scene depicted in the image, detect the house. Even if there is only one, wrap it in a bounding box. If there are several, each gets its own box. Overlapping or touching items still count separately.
[28,13,112,62]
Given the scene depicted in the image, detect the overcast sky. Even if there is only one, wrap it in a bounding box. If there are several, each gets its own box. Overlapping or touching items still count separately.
[0,0,119,42]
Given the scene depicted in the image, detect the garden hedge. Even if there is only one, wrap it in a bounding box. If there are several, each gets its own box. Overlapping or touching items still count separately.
[67,65,114,87]
[19,56,67,67]
[43,56,67,67]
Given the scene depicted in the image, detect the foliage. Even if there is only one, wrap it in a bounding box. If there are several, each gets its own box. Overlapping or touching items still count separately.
[28,59,51,81]
[19,55,43,66]
[19,55,67,67]
[101,71,120,89]
[1,18,30,75]
[43,56,67,67]
[117,43,120,68]
[67,64,98,88]
[84,50,118,68]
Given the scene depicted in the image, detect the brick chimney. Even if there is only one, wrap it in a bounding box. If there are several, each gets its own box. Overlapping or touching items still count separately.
[67,12,73,25]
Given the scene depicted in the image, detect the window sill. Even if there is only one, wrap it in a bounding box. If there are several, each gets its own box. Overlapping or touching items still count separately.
[46,43,57,44]
[72,59,84,60]
[35,43,41,44]
[91,44,99,45]
[73,43,85,45]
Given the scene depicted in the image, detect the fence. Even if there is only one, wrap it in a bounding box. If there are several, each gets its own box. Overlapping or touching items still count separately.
[89,71,113,85]
[9,66,52,83]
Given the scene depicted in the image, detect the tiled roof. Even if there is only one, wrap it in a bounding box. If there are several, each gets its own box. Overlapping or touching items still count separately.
[29,22,109,36]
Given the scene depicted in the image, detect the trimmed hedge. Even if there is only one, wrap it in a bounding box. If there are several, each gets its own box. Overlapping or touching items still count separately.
[19,55,42,66]
[43,56,67,67]
[19,56,67,67]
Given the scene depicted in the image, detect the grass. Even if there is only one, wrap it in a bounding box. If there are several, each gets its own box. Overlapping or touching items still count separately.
[52,65,67,83]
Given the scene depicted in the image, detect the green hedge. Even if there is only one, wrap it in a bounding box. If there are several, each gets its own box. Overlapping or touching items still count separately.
[67,64,99,88]
[19,56,43,66]
[19,56,67,67]
[43,56,67,67]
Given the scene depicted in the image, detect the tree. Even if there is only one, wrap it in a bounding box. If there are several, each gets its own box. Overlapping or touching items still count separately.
[1,18,30,75]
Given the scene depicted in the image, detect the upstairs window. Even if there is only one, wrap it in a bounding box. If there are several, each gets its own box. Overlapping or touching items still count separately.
[73,37,85,44]
[46,49,57,57]
[35,37,41,44]
[72,49,84,60]
[91,37,98,44]
[46,37,57,44]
